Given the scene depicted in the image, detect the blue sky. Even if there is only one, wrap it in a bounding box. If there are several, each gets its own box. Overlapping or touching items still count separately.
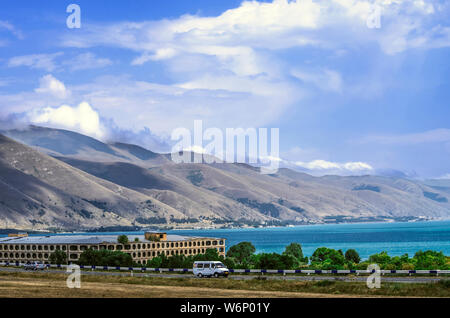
[0,0,450,178]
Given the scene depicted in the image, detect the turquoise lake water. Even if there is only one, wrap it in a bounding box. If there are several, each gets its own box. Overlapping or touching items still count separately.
[168,220,450,259]
[6,220,450,260]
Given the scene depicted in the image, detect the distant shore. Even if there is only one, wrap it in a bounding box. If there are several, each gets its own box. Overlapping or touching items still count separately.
[1,217,449,236]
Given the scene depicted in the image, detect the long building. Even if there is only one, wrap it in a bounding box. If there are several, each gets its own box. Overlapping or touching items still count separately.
[0,232,226,265]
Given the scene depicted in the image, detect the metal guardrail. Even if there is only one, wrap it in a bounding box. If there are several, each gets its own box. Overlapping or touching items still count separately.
[1,262,449,275]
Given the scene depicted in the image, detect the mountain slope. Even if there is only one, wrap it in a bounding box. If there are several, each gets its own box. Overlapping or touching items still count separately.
[0,134,190,230]
[1,126,449,231]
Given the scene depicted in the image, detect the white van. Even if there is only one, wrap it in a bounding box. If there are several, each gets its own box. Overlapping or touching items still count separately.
[193,261,229,278]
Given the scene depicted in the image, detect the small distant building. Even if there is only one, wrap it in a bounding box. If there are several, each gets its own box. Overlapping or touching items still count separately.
[8,233,28,238]
[0,231,225,265]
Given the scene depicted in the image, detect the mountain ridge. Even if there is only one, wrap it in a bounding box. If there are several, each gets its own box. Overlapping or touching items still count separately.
[0,126,449,231]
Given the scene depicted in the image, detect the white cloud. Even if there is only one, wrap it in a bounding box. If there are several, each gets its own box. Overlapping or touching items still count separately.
[183,145,208,154]
[61,0,449,58]
[28,102,105,139]
[64,53,113,71]
[0,20,23,39]
[291,68,343,92]
[295,159,373,172]
[357,129,450,145]
[8,53,63,72]
[7,52,113,72]
[35,75,70,99]
[132,48,177,65]
[52,0,450,137]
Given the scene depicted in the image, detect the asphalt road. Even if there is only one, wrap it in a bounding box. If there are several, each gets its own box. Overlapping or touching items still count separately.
[0,266,447,284]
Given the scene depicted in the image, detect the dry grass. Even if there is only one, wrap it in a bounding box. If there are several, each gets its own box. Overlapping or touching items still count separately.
[0,271,448,298]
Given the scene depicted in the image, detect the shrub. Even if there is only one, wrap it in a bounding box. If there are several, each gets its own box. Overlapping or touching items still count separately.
[345,249,361,264]
[78,249,133,267]
[49,249,67,265]
[117,235,129,245]
[226,242,256,265]
[311,247,346,269]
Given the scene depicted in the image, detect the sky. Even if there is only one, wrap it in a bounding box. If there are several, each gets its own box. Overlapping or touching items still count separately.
[0,0,450,178]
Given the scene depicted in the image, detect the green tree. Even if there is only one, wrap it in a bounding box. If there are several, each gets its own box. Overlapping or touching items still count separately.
[310,247,346,269]
[117,235,129,245]
[226,242,256,264]
[283,243,304,259]
[413,250,447,270]
[345,249,361,264]
[283,242,308,265]
[49,249,67,265]
[78,249,133,267]
[368,251,391,267]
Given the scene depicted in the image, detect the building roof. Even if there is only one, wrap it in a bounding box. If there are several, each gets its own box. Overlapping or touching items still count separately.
[0,234,224,245]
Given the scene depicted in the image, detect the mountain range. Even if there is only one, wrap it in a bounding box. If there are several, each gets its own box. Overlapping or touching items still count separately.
[0,125,449,231]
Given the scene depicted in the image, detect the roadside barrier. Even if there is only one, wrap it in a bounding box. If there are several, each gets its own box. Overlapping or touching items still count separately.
[1,262,449,275]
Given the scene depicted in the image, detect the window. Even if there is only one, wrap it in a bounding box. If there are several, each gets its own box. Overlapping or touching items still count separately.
[219,240,224,245]
[197,263,204,269]
[70,254,78,260]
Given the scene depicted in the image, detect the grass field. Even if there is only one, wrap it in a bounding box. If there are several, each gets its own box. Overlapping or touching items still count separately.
[0,271,449,298]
